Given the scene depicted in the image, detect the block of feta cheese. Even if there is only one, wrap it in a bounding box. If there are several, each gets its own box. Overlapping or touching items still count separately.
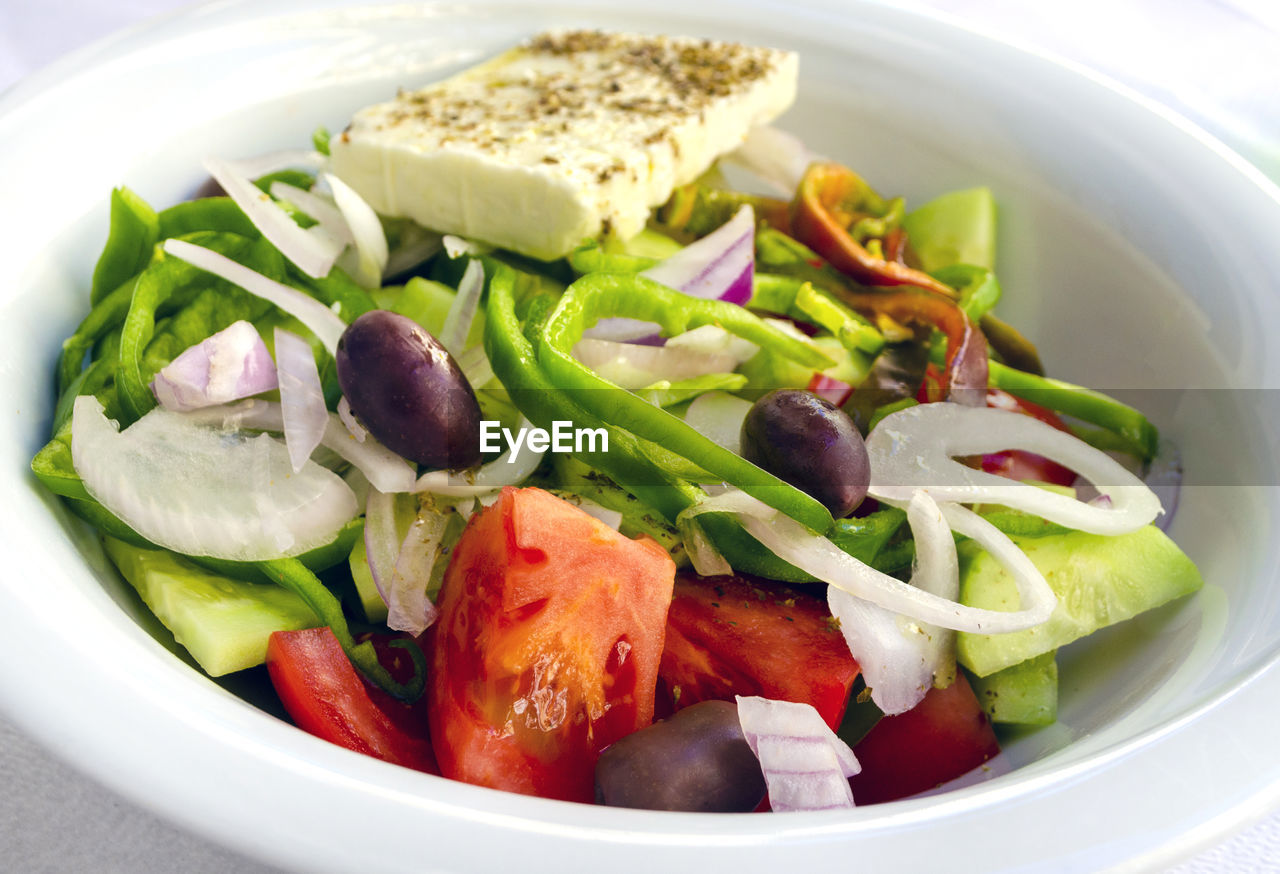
[329,31,798,260]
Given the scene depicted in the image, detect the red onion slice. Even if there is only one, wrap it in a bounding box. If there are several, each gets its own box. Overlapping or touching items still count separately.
[162,239,347,354]
[274,328,328,474]
[807,373,856,407]
[1143,438,1183,532]
[828,490,959,715]
[150,320,277,411]
[642,204,755,306]
[203,157,342,279]
[71,395,357,561]
[735,695,859,812]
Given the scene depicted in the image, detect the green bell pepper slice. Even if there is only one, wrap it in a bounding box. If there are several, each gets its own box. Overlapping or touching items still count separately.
[537,272,836,532]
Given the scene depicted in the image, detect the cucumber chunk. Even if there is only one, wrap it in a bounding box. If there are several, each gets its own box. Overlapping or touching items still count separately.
[957,525,1203,677]
[901,186,997,273]
[968,653,1058,726]
[347,536,389,624]
[104,537,319,676]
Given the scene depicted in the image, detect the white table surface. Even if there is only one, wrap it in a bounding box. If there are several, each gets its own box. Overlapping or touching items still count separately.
[3,1,1279,871]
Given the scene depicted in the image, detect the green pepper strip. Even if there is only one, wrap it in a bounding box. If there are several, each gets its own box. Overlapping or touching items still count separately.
[567,241,658,275]
[537,272,836,532]
[157,197,259,239]
[258,558,425,701]
[58,274,140,395]
[486,263,900,580]
[932,264,1002,321]
[925,341,1158,459]
[91,187,159,305]
[986,358,1158,460]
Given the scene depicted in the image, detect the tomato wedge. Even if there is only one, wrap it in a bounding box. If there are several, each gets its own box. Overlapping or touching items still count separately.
[657,574,860,732]
[266,626,439,774]
[849,673,999,804]
[428,487,676,802]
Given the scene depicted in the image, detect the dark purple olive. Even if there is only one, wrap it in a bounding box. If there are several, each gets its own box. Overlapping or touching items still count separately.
[594,700,765,811]
[335,310,481,470]
[741,388,870,518]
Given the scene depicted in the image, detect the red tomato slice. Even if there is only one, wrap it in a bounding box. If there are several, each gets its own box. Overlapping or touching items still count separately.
[657,574,860,732]
[428,486,676,802]
[849,673,999,804]
[266,626,439,774]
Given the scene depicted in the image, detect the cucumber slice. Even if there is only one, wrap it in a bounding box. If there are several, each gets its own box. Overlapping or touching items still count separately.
[968,653,1058,726]
[104,537,319,676]
[957,525,1203,677]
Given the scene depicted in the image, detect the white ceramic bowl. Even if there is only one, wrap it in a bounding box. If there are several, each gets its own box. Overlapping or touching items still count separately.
[2,1,1279,871]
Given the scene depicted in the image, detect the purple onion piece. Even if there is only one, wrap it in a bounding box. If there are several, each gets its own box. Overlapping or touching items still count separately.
[1144,438,1183,531]
[150,320,277,411]
[642,203,755,305]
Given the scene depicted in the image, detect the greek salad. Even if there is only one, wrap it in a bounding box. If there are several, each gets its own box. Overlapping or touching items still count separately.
[31,30,1202,810]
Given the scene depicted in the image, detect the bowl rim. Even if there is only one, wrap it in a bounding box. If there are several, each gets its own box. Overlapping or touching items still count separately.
[3,1,1280,871]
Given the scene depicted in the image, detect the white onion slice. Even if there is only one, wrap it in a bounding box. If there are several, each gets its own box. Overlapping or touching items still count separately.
[642,204,755,306]
[228,149,326,180]
[181,399,416,493]
[725,126,821,195]
[573,337,737,390]
[454,345,494,390]
[581,317,663,344]
[678,516,733,577]
[268,181,351,243]
[867,403,1163,535]
[681,489,1056,634]
[388,508,449,634]
[203,157,342,279]
[274,328,328,474]
[735,696,859,812]
[71,396,357,561]
[323,172,389,289]
[150,320,277,411]
[365,491,444,635]
[442,234,486,258]
[384,226,444,278]
[665,325,759,364]
[162,239,348,354]
[414,417,543,497]
[336,396,367,443]
[683,391,754,455]
[827,491,958,715]
[439,259,485,356]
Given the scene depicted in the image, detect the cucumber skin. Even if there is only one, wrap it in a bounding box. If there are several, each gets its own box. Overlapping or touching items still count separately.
[104,537,319,676]
[968,653,1058,726]
[957,525,1203,677]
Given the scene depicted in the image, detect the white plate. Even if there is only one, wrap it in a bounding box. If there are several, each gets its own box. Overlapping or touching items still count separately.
[2,1,1279,871]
